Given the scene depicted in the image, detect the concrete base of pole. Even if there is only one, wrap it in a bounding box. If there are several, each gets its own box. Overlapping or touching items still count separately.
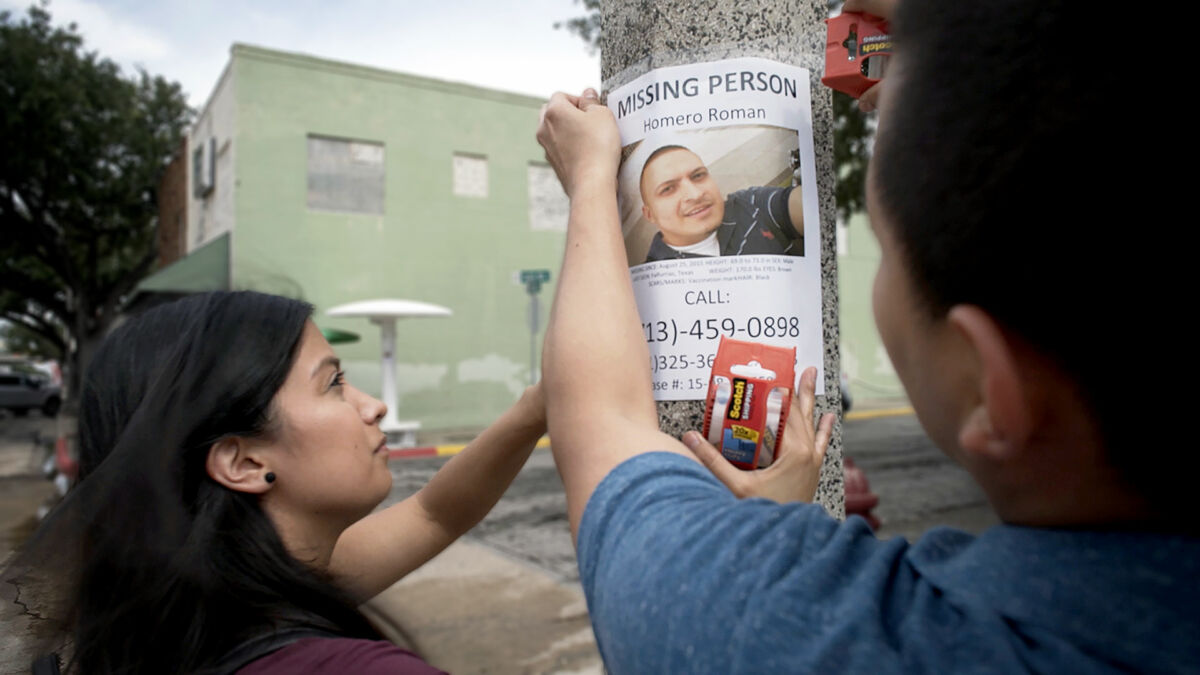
[383,423,420,448]
[375,317,420,448]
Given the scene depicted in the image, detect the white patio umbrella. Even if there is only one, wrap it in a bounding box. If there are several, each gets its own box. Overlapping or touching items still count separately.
[326,299,452,447]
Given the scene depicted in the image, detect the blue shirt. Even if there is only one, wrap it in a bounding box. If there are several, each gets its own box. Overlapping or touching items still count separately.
[578,453,1200,674]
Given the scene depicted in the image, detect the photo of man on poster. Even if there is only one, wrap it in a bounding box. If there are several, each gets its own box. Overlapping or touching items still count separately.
[639,144,803,263]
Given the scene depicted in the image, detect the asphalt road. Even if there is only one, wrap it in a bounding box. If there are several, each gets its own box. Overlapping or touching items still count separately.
[847,414,998,541]
[383,412,999,582]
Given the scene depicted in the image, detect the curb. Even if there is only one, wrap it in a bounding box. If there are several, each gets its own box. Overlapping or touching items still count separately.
[389,437,551,460]
[386,407,916,459]
[845,406,913,421]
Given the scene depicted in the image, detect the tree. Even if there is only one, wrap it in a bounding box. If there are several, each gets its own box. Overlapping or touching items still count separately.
[554,0,601,55]
[1,3,192,401]
[556,0,870,222]
[0,319,62,360]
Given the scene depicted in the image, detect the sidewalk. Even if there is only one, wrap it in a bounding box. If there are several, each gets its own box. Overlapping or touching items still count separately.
[844,396,912,421]
[365,540,601,674]
[0,415,56,562]
[372,448,603,673]
[0,415,58,675]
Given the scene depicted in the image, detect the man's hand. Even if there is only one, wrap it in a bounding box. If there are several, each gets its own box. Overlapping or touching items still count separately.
[842,0,897,113]
[683,367,835,503]
[536,88,621,198]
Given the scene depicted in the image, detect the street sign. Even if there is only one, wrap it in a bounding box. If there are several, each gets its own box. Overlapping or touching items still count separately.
[517,270,551,384]
[519,269,550,284]
[520,269,551,296]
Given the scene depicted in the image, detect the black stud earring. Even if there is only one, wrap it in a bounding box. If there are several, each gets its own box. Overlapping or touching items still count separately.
[264,472,276,484]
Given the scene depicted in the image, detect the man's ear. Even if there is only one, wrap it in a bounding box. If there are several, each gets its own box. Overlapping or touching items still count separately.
[206,437,271,494]
[948,305,1034,462]
[642,203,656,225]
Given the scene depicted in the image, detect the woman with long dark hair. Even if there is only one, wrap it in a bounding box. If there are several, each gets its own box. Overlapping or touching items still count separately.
[4,291,547,673]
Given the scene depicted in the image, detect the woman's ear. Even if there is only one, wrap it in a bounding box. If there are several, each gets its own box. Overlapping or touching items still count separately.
[206,437,272,494]
[948,305,1034,463]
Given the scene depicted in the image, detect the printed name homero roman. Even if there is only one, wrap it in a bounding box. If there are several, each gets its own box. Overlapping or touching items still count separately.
[708,107,766,122]
[644,107,768,133]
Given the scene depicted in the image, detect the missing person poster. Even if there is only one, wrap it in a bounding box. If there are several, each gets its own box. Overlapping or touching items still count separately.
[609,57,824,400]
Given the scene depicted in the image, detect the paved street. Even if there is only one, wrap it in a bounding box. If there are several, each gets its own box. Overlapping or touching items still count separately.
[374,410,998,672]
[847,414,998,540]
[385,411,997,585]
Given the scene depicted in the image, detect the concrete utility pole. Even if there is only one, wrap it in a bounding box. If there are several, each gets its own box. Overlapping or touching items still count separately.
[600,0,845,516]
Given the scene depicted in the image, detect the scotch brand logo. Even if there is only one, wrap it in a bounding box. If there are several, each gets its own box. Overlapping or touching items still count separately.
[860,34,892,55]
[727,378,747,420]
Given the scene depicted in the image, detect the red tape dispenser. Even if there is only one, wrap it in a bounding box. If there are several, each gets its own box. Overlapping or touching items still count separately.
[822,11,891,98]
[701,337,796,470]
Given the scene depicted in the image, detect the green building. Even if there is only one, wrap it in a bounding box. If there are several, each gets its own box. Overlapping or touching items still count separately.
[143,44,902,438]
[837,214,906,405]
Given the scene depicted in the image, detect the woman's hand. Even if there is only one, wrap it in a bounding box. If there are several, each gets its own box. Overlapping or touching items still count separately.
[517,380,547,433]
[682,367,835,503]
[842,0,897,113]
[536,88,621,197]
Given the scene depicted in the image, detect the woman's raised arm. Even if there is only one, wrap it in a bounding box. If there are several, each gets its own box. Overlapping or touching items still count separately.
[329,384,545,600]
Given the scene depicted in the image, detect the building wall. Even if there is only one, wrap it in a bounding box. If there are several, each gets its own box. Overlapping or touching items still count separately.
[189,61,238,253]
[189,44,900,431]
[228,45,567,431]
[837,213,906,404]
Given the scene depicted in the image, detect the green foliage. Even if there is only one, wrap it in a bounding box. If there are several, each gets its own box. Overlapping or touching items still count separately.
[555,0,602,55]
[556,0,870,221]
[832,89,870,221]
[0,2,192,396]
[0,319,61,360]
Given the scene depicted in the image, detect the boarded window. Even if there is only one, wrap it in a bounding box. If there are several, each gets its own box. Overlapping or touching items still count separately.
[192,137,215,198]
[527,162,568,231]
[452,153,488,198]
[307,136,385,214]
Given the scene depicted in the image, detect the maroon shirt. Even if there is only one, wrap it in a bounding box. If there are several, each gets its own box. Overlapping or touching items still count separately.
[237,637,447,674]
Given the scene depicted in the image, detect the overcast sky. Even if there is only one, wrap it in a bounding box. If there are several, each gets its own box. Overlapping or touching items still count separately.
[1,0,601,109]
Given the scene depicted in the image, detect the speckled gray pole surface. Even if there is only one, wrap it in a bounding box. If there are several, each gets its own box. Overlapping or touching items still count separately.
[601,0,844,517]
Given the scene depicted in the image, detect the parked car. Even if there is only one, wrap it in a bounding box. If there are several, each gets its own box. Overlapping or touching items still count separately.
[0,368,62,417]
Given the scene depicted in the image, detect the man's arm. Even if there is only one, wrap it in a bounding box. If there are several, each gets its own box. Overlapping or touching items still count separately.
[537,91,696,538]
[787,184,805,236]
[743,184,802,243]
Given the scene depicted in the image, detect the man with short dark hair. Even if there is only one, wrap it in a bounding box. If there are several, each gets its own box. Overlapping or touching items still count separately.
[535,0,1195,670]
[638,145,803,262]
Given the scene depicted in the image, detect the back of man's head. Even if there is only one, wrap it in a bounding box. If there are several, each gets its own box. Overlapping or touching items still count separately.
[872,1,1172,516]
